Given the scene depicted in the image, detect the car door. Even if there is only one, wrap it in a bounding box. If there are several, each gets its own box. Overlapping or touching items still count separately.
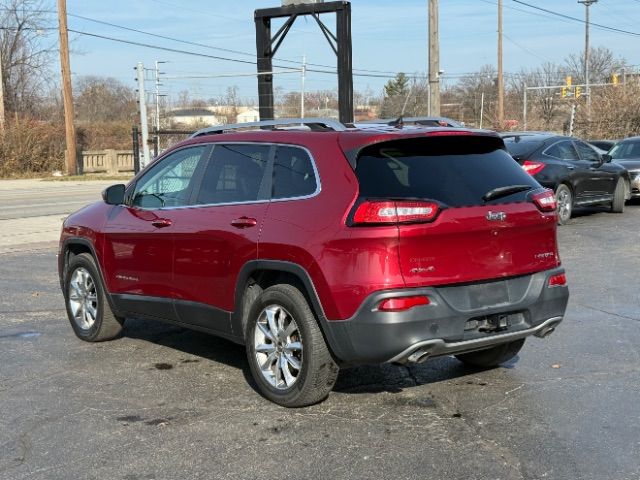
[170,143,272,335]
[573,140,617,196]
[101,145,210,320]
[544,140,590,199]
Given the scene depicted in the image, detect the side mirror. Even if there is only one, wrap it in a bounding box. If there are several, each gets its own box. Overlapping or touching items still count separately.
[102,184,125,205]
[601,153,612,163]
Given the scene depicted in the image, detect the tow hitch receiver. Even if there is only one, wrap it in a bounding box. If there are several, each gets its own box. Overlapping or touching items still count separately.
[465,313,524,333]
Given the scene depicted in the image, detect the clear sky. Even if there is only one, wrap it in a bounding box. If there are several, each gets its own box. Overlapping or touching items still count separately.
[47,0,640,104]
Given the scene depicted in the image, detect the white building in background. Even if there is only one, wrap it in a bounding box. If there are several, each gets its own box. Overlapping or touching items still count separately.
[167,108,224,127]
[236,109,260,123]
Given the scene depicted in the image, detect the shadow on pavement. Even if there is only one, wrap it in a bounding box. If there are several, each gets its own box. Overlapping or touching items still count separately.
[122,316,511,399]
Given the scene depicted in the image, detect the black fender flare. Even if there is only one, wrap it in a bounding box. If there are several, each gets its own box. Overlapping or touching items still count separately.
[60,237,124,318]
[231,260,339,348]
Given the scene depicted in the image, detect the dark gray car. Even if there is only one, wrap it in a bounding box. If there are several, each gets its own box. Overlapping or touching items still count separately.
[609,136,640,198]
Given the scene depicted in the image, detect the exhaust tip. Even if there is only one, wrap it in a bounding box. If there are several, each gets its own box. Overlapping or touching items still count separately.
[407,349,431,364]
[535,326,556,338]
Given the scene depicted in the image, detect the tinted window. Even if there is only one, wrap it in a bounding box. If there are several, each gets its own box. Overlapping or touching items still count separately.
[503,138,544,158]
[574,141,600,161]
[356,136,539,207]
[196,144,269,205]
[132,146,207,208]
[545,141,579,160]
[272,146,318,199]
[610,140,640,159]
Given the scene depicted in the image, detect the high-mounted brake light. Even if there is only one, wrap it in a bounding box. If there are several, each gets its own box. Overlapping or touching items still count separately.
[352,200,440,225]
[531,189,557,212]
[522,160,546,176]
[548,273,567,288]
[378,296,430,312]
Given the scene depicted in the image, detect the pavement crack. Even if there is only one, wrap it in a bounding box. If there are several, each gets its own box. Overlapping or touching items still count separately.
[574,302,640,323]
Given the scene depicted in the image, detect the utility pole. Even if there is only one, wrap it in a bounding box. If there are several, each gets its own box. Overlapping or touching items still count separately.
[497,0,504,127]
[0,56,5,133]
[136,62,151,169]
[300,55,306,119]
[578,0,597,119]
[428,0,440,116]
[154,60,166,155]
[57,0,77,175]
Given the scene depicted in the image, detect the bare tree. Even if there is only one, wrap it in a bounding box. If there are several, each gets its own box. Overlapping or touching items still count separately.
[456,65,497,126]
[565,46,627,85]
[517,62,567,128]
[74,76,136,123]
[0,0,54,115]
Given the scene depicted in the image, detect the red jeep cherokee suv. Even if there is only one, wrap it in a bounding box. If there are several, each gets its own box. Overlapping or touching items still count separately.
[59,119,569,407]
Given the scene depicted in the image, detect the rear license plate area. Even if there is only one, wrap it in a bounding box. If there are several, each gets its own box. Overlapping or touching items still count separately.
[466,281,509,309]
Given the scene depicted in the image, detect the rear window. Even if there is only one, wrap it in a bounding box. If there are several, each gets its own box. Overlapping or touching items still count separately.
[503,137,544,158]
[355,136,539,207]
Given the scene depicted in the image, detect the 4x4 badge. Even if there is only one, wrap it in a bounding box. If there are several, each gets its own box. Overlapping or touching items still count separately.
[486,211,507,221]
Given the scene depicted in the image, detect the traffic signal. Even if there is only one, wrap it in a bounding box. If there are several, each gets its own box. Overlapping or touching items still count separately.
[561,86,568,98]
[612,73,619,85]
[566,76,572,87]
[575,86,582,98]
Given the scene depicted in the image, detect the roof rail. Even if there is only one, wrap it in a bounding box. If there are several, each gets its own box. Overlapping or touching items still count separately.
[190,117,348,138]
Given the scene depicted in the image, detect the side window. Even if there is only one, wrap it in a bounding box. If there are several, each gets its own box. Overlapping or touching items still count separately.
[196,144,269,205]
[545,141,579,161]
[574,141,600,162]
[132,146,207,208]
[272,146,318,199]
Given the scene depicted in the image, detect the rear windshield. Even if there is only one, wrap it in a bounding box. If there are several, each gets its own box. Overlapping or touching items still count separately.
[502,137,544,158]
[356,136,539,207]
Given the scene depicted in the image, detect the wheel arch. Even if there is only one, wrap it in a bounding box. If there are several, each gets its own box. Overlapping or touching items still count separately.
[232,261,332,344]
[60,237,123,317]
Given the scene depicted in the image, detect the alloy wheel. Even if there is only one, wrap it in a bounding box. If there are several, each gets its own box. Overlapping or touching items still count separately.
[556,187,572,223]
[253,304,303,390]
[68,267,98,330]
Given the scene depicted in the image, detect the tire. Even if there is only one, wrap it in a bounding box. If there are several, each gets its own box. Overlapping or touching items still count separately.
[64,253,123,342]
[245,284,339,407]
[555,184,573,225]
[454,339,525,368]
[610,178,626,213]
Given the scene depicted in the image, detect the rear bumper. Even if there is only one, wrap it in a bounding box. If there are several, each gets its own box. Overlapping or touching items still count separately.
[322,268,569,366]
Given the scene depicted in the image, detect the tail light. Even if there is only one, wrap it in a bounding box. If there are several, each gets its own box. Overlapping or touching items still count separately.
[548,273,567,287]
[522,160,546,176]
[352,200,440,225]
[378,295,430,312]
[531,189,557,212]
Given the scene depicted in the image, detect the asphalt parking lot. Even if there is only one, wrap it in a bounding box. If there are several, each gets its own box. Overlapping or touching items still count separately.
[1,197,639,479]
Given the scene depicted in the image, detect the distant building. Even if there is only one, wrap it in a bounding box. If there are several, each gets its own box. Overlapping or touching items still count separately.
[167,108,224,127]
[236,108,260,123]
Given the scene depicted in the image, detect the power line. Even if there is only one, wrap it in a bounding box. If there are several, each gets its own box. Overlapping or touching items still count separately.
[67,29,262,66]
[512,0,640,37]
[66,27,413,80]
[67,11,402,76]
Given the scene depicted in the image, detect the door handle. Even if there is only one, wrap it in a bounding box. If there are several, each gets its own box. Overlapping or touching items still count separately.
[567,166,575,170]
[231,217,258,229]
[151,218,173,228]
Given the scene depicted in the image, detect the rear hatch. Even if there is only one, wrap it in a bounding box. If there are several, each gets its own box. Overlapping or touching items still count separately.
[352,133,560,287]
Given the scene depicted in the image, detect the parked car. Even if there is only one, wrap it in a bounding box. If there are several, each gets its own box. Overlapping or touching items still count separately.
[608,136,640,198]
[501,133,630,225]
[588,139,617,152]
[59,118,569,407]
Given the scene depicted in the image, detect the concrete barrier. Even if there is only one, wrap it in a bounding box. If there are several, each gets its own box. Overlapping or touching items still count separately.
[81,150,134,174]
